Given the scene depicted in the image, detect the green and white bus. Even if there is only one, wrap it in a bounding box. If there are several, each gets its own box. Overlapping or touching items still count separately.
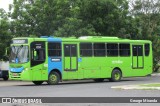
[9,36,153,85]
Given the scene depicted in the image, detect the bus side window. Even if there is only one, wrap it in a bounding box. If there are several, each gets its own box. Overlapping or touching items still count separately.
[145,44,150,56]
[107,43,118,56]
[80,43,92,57]
[94,43,105,56]
[119,44,130,56]
[48,43,61,57]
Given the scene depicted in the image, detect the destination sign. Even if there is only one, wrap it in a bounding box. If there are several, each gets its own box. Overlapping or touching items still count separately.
[12,39,28,44]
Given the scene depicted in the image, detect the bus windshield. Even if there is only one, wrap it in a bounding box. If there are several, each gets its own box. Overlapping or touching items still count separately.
[10,45,29,63]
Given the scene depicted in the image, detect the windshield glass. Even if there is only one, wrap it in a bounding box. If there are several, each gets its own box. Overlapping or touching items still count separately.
[10,45,29,63]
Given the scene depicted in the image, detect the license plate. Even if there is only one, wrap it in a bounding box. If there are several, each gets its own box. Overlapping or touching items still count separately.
[12,73,18,76]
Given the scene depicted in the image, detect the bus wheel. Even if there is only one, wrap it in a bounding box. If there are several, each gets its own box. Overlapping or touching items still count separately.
[32,81,43,85]
[109,69,122,82]
[93,78,104,82]
[47,72,60,85]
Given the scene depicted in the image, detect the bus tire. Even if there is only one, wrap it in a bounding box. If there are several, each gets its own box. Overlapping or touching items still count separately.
[32,81,43,85]
[93,78,104,82]
[109,69,122,82]
[47,71,60,85]
[3,76,9,81]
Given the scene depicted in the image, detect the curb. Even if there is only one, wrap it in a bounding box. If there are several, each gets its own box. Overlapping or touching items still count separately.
[111,85,160,90]
[111,83,160,90]
[151,73,160,76]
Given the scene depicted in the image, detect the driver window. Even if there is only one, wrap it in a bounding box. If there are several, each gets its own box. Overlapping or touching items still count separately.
[32,49,45,61]
[31,41,46,67]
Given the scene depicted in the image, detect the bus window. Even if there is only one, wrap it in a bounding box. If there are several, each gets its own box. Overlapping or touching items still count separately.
[48,43,61,57]
[64,45,70,56]
[119,44,130,56]
[145,44,150,56]
[138,46,143,56]
[71,45,77,56]
[133,46,137,56]
[31,41,45,67]
[94,43,105,56]
[132,45,143,56]
[107,43,118,56]
[80,43,92,57]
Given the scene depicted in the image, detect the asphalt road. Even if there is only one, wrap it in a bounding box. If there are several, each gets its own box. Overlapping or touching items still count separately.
[0,76,160,97]
[1,76,160,106]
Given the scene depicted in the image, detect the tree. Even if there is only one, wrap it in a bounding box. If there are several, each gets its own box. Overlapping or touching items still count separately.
[10,0,133,37]
[131,0,160,37]
[0,9,12,60]
[54,0,98,37]
[9,0,98,37]
[78,0,131,38]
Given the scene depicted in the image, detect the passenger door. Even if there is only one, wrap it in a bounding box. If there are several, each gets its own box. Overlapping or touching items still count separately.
[64,44,78,71]
[132,45,144,69]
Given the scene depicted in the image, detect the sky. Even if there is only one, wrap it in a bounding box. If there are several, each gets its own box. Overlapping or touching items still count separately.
[0,0,13,11]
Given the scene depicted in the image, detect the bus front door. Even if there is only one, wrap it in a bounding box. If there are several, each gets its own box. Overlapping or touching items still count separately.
[132,45,144,69]
[64,44,78,71]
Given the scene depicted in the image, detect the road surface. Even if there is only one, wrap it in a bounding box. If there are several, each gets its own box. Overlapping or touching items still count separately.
[0,76,160,106]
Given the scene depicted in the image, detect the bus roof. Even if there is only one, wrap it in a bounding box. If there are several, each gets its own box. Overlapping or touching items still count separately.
[12,36,152,43]
[61,36,151,43]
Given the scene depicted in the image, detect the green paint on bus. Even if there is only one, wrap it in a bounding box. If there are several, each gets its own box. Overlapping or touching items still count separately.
[9,36,153,85]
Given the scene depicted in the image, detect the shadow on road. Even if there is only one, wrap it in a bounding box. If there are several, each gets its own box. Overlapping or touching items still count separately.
[0,76,152,87]
[11,77,151,86]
